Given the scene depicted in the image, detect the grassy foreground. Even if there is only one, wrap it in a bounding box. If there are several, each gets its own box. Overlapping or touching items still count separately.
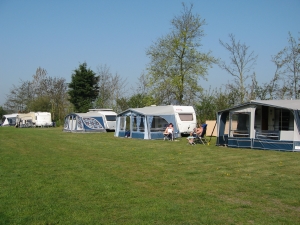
[0,127,299,225]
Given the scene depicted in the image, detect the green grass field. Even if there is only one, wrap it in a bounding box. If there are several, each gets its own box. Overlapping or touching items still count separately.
[0,127,299,225]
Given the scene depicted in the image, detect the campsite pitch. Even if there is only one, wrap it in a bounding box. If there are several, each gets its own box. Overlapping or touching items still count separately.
[0,127,299,224]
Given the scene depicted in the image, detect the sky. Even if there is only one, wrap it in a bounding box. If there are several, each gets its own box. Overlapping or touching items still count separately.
[0,0,299,106]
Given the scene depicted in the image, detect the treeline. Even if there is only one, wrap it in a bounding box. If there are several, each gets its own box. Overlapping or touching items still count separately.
[1,3,299,124]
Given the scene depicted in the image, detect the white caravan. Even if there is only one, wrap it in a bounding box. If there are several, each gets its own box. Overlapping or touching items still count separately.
[35,112,52,127]
[1,113,19,126]
[2,112,51,127]
[88,109,117,131]
[115,105,197,139]
[172,106,197,135]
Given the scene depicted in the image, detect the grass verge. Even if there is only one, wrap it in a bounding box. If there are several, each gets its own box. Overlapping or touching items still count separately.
[0,127,300,224]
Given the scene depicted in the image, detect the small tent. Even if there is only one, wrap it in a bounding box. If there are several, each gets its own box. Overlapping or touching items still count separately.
[63,112,106,132]
[114,105,196,139]
[216,100,300,151]
[1,113,19,126]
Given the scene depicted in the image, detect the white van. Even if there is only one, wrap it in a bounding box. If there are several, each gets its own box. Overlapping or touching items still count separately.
[88,109,117,131]
[172,106,197,135]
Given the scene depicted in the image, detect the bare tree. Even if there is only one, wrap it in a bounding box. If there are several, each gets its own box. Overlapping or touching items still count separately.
[250,72,282,100]
[4,67,69,123]
[219,34,258,104]
[31,67,49,98]
[95,65,128,112]
[273,32,300,99]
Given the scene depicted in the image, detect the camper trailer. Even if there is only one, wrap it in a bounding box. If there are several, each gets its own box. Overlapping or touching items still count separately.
[1,113,19,126]
[35,112,52,127]
[115,105,196,139]
[172,106,197,135]
[88,109,117,131]
[2,112,51,128]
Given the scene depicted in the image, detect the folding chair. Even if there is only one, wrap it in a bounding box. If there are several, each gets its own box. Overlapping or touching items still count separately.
[164,131,174,141]
[194,124,208,145]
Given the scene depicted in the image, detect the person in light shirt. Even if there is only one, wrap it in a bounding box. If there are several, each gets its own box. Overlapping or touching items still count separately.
[164,123,174,140]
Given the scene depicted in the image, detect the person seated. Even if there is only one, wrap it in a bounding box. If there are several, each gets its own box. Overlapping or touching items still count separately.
[125,130,130,138]
[187,124,203,144]
[189,124,203,137]
[164,123,174,140]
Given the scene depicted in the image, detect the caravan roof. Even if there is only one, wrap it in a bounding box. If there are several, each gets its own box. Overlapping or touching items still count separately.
[76,112,105,117]
[88,109,116,115]
[118,105,195,116]
[89,109,114,111]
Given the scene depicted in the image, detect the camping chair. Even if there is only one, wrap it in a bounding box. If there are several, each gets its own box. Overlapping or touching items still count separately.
[163,123,178,141]
[164,131,174,141]
[194,124,208,145]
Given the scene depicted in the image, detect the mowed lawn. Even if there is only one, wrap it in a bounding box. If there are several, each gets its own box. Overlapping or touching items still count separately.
[0,127,299,225]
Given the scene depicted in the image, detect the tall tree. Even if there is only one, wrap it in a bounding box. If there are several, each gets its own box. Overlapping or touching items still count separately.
[4,80,32,112]
[146,3,216,105]
[4,67,70,123]
[94,65,127,112]
[68,63,100,112]
[274,32,300,99]
[219,34,258,104]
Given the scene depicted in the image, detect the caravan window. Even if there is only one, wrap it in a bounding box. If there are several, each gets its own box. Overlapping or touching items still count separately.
[106,115,116,121]
[178,113,193,121]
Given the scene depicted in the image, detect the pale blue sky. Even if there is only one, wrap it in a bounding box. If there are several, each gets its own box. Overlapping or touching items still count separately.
[1,0,299,106]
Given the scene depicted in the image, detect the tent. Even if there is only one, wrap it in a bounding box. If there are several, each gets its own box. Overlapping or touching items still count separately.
[1,113,19,126]
[216,100,300,151]
[63,112,106,132]
[114,105,196,139]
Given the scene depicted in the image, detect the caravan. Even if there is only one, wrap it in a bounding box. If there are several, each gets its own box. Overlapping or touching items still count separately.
[115,105,196,139]
[35,112,52,127]
[88,109,117,131]
[5,112,52,128]
[172,106,197,135]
